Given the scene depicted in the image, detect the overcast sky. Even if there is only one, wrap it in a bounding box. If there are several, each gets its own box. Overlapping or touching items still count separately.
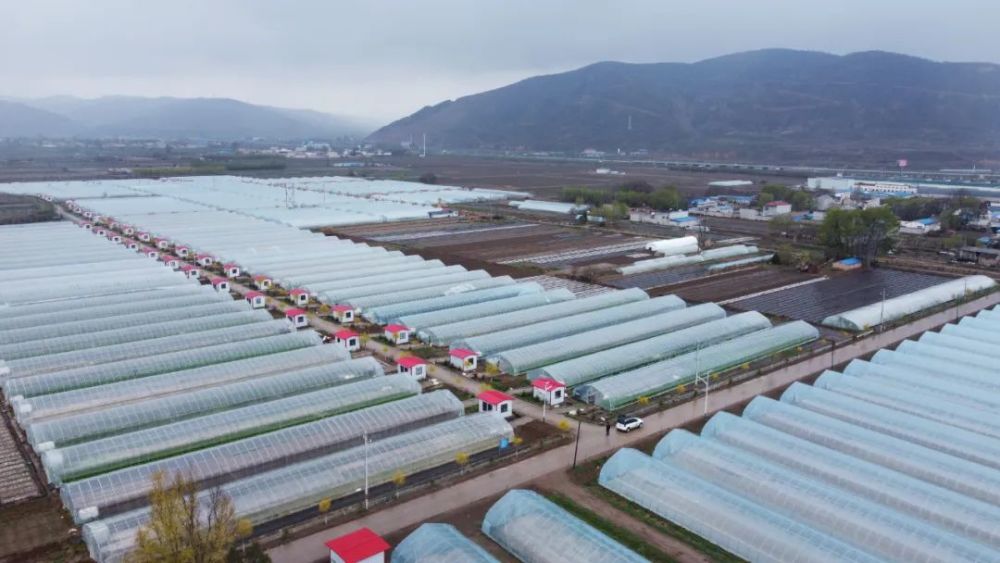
[4,1,996,124]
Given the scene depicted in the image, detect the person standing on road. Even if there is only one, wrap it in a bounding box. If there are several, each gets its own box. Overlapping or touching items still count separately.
[605,421,611,436]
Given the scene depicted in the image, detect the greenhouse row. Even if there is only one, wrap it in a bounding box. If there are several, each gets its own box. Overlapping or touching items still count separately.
[83,414,514,563]
[16,345,347,423]
[599,313,1000,562]
[575,321,820,409]
[392,523,499,563]
[492,303,726,374]
[27,357,384,448]
[821,275,996,330]
[62,390,463,520]
[7,175,526,229]
[481,489,648,563]
[531,311,772,386]
[452,294,685,356]
[617,244,759,275]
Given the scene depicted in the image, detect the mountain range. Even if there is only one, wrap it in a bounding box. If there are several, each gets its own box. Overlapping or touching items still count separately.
[0,96,373,140]
[368,49,1000,159]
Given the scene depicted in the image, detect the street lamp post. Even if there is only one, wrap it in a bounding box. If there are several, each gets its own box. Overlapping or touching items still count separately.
[363,432,370,510]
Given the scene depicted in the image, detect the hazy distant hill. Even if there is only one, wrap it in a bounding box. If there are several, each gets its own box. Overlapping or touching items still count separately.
[368,49,1000,157]
[0,100,76,137]
[2,96,372,140]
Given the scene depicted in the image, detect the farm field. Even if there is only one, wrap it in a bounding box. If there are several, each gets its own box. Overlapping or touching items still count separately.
[727,268,950,323]
[665,268,817,303]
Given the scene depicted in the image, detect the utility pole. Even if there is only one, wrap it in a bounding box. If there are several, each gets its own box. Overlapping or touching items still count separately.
[694,342,709,417]
[363,432,370,509]
[571,419,582,469]
[879,287,887,330]
[421,133,427,158]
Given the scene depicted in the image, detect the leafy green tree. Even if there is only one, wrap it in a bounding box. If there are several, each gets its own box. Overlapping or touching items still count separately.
[819,207,899,267]
[757,192,774,206]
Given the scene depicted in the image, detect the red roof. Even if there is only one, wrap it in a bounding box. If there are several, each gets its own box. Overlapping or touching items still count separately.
[253,274,271,281]
[478,390,513,405]
[384,324,409,333]
[765,200,790,207]
[332,304,354,312]
[211,277,228,285]
[285,308,306,317]
[450,348,477,359]
[160,254,176,262]
[335,329,359,340]
[180,264,197,272]
[245,291,264,299]
[324,528,389,563]
[224,262,239,269]
[176,245,190,250]
[289,288,308,295]
[532,377,566,392]
[397,356,426,368]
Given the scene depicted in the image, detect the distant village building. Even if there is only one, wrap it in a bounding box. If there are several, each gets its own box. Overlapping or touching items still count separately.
[900,217,941,235]
[763,201,793,217]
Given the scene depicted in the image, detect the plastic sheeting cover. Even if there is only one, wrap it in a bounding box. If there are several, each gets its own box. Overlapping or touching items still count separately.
[392,523,499,563]
[481,489,648,563]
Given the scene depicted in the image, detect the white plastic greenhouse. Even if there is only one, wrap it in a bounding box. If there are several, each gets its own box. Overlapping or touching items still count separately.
[821,275,996,330]
[481,490,648,563]
[400,290,575,332]
[644,236,698,256]
[363,283,544,324]
[599,333,1000,563]
[5,330,323,398]
[575,321,819,409]
[83,414,514,563]
[26,357,384,448]
[451,294,684,356]
[530,311,772,386]
[619,245,758,275]
[3,320,293,379]
[392,523,498,563]
[492,303,726,374]
[42,374,422,483]
[16,345,348,422]
[600,449,884,563]
[62,391,464,521]
[0,309,272,363]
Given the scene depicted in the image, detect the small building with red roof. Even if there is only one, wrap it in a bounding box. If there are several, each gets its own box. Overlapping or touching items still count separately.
[289,288,310,307]
[396,356,427,380]
[122,225,135,236]
[107,232,123,244]
[196,253,215,267]
[153,237,172,251]
[284,307,309,328]
[383,323,411,345]
[94,226,108,237]
[161,255,180,270]
[137,231,151,242]
[223,262,241,278]
[142,247,160,260]
[180,263,201,279]
[449,348,478,373]
[175,245,191,258]
[211,277,230,293]
[763,200,792,217]
[325,527,388,563]
[252,274,273,291]
[334,329,361,352]
[245,290,266,309]
[124,238,140,251]
[478,390,514,418]
[532,377,567,406]
[331,304,355,324]
[82,222,93,231]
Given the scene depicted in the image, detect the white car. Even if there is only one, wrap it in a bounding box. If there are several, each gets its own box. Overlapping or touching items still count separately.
[615,416,643,433]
